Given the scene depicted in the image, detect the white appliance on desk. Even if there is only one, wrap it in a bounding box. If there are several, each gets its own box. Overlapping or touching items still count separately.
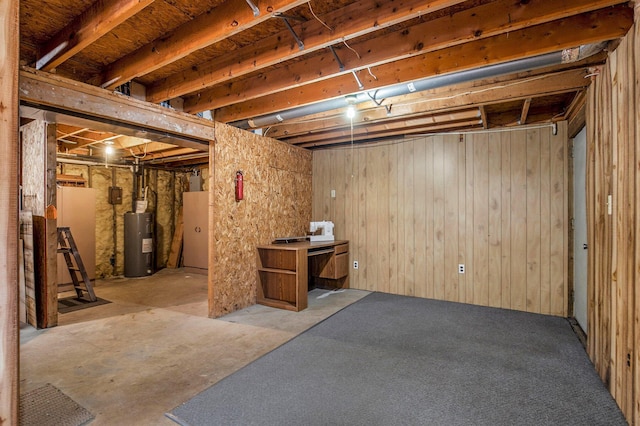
[309,221,335,242]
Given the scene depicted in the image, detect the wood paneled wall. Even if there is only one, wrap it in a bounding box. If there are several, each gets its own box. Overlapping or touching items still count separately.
[0,0,19,421]
[313,124,568,316]
[586,6,639,423]
[209,123,312,317]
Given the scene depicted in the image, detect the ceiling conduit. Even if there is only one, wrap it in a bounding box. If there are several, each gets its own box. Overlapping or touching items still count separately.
[231,44,604,130]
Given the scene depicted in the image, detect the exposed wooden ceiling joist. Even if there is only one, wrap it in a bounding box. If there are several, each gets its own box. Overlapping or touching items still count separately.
[212,6,633,122]
[183,0,623,113]
[147,0,466,103]
[520,98,532,125]
[265,66,595,139]
[101,0,310,89]
[19,0,635,156]
[36,0,155,71]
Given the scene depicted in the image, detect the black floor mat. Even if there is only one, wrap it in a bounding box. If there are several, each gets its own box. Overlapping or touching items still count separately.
[58,297,110,314]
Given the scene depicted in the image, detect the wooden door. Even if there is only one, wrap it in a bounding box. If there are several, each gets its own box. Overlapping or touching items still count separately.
[183,191,208,270]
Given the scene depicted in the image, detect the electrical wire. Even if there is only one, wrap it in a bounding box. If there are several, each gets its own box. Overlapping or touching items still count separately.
[342,39,361,59]
[308,2,333,31]
[129,142,149,159]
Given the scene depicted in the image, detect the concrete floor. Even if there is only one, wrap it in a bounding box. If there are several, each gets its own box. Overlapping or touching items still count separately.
[20,268,369,425]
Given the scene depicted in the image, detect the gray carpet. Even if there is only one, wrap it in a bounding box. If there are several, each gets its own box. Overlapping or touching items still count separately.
[169,292,627,426]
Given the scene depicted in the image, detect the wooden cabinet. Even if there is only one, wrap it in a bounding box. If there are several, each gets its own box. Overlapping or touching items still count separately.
[256,240,349,311]
[183,191,208,273]
[313,242,349,280]
[56,187,96,287]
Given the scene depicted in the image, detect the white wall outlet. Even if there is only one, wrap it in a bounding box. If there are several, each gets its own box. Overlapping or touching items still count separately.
[331,189,336,198]
[458,264,465,274]
[353,260,359,270]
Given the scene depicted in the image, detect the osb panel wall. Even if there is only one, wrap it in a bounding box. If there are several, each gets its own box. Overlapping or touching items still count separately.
[586,7,639,423]
[313,124,568,316]
[21,120,46,216]
[58,163,189,278]
[208,123,312,317]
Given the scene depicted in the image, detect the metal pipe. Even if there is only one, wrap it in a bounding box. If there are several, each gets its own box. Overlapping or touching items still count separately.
[234,47,598,130]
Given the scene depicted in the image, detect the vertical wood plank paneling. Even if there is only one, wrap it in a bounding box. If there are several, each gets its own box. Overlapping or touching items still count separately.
[396,143,407,295]
[609,50,621,402]
[465,136,475,304]
[458,136,467,302]
[312,125,568,322]
[510,131,528,311]
[526,129,542,313]
[500,132,512,309]
[539,129,552,315]
[403,141,415,296]
[311,151,323,220]
[389,143,399,294]
[432,136,445,300]
[473,133,489,306]
[488,132,502,307]
[343,147,355,285]
[358,147,368,289]
[443,135,459,302]
[377,145,390,294]
[351,146,360,289]
[334,150,346,237]
[414,139,428,298]
[361,147,380,291]
[585,13,638,423]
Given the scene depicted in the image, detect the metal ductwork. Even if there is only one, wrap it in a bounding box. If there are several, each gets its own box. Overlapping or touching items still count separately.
[231,44,605,130]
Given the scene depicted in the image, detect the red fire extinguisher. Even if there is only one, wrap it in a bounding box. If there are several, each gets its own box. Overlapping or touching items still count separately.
[235,171,244,201]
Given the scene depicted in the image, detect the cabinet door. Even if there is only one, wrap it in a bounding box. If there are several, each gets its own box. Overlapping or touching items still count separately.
[183,191,209,269]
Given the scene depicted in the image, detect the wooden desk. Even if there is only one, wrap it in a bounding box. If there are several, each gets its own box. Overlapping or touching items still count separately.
[256,240,349,311]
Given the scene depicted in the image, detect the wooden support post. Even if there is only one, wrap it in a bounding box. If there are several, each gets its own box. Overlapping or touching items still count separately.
[0,0,20,423]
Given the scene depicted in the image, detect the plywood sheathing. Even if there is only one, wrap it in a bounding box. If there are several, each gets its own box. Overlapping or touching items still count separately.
[209,123,312,317]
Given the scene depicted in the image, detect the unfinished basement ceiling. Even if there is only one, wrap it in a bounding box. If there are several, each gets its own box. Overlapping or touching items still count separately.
[19,0,634,160]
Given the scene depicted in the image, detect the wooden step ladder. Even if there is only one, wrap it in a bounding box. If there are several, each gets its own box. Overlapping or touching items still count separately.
[57,227,97,302]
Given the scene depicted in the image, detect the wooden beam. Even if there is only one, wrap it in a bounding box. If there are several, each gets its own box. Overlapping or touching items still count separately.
[212,6,633,122]
[289,112,480,144]
[184,0,624,112]
[479,106,488,129]
[36,0,154,71]
[296,119,482,147]
[101,0,309,90]
[280,108,479,140]
[270,66,594,134]
[147,0,466,103]
[520,98,532,125]
[0,0,19,422]
[20,67,215,148]
[267,68,592,139]
[123,147,200,161]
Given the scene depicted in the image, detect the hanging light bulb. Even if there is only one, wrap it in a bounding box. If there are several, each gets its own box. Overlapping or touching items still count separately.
[105,145,114,155]
[345,94,358,119]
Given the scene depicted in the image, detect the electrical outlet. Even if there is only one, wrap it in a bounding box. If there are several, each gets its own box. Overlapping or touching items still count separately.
[331,189,336,198]
[458,264,465,274]
[353,260,359,270]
